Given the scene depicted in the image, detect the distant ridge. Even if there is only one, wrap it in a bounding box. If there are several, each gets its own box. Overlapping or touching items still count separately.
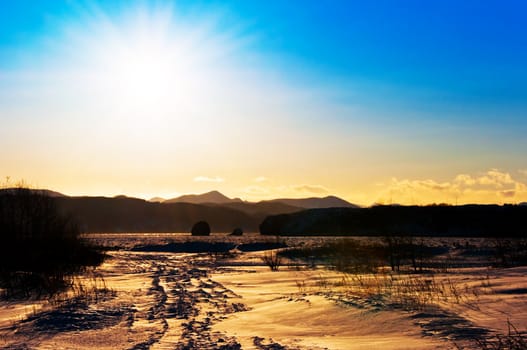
[262,195,357,209]
[149,197,166,203]
[164,190,242,205]
[164,190,356,208]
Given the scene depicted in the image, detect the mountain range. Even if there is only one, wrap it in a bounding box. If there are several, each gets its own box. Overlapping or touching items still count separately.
[1,189,356,233]
[151,190,356,209]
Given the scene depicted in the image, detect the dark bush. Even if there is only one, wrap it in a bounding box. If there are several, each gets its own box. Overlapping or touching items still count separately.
[230,227,243,236]
[191,220,211,236]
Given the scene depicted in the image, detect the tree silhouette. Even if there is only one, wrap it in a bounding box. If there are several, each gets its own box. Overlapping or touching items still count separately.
[0,186,104,298]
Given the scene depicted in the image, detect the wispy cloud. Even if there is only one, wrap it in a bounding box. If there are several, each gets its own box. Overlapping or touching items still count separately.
[243,185,270,195]
[193,176,224,183]
[500,190,516,198]
[253,176,268,183]
[242,183,330,199]
[292,184,330,194]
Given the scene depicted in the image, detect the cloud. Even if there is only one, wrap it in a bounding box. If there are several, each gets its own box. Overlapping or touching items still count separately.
[454,174,476,186]
[519,169,527,177]
[244,185,270,195]
[193,176,224,183]
[253,176,268,183]
[292,184,330,194]
[242,183,330,199]
[477,169,514,188]
[500,190,516,198]
[377,169,527,205]
[387,178,451,193]
[514,181,527,193]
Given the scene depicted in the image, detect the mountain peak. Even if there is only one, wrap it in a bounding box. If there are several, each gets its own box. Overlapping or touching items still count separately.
[164,190,241,204]
[149,197,166,203]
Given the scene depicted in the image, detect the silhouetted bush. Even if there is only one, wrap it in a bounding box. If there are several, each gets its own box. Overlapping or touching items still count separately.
[0,187,104,298]
[191,220,211,236]
[230,227,243,236]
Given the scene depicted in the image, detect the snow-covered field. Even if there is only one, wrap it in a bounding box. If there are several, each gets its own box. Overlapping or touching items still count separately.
[1,235,526,349]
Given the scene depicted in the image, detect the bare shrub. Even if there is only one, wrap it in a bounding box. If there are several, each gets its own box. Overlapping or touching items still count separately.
[261,251,282,271]
[492,239,527,268]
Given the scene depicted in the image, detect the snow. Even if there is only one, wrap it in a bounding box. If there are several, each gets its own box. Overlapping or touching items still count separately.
[1,235,526,349]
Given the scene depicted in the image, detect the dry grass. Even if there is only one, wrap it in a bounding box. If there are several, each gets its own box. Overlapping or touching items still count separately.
[293,269,496,313]
[456,320,527,350]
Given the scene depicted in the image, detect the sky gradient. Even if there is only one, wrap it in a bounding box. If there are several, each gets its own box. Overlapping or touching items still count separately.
[1,0,527,205]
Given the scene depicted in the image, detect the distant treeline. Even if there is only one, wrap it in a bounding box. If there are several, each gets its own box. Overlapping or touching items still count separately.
[259,205,527,237]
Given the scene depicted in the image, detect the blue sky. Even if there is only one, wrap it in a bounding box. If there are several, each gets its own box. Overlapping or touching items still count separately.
[2,1,527,116]
[1,0,527,204]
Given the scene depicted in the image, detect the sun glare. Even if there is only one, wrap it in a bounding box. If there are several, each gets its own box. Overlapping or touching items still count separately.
[67,6,235,137]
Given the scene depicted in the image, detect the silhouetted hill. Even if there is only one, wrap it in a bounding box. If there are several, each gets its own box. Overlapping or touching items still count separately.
[262,195,357,209]
[0,188,356,233]
[0,188,66,197]
[53,196,306,233]
[4,189,356,233]
[149,197,166,203]
[164,190,242,204]
[210,201,303,217]
[55,196,256,233]
[260,205,527,237]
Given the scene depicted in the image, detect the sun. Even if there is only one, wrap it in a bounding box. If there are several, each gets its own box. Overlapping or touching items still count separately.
[109,42,175,105]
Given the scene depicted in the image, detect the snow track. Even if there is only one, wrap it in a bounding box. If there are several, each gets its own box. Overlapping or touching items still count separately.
[0,251,248,349]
